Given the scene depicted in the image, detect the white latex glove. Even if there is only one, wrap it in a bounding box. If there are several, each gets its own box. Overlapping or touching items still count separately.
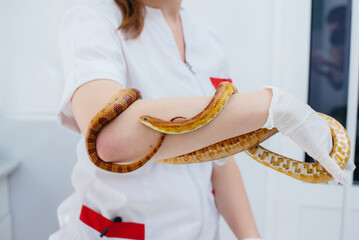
[313,126,355,186]
[262,86,354,185]
[328,160,356,185]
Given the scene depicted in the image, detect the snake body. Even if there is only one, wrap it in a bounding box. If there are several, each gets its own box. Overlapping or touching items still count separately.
[85,82,350,183]
[85,88,165,173]
[140,83,237,134]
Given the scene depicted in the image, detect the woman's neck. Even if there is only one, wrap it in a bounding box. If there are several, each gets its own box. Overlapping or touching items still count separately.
[143,0,182,20]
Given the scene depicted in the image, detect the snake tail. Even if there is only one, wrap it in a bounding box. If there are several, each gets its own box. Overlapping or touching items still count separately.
[244,113,350,183]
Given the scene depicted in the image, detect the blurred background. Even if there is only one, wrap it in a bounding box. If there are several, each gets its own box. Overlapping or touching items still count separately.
[0,0,358,239]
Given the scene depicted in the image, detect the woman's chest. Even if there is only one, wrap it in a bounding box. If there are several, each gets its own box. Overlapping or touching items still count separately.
[118,15,230,99]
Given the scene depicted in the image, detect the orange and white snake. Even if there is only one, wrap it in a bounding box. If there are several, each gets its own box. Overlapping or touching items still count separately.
[85,82,350,183]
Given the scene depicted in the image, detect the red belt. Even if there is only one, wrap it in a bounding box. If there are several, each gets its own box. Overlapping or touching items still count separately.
[79,205,145,239]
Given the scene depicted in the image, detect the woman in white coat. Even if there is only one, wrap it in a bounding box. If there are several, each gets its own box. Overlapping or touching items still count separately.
[51,0,350,239]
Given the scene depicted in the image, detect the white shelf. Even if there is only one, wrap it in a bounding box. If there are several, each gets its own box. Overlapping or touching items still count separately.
[0,160,19,179]
[0,159,19,240]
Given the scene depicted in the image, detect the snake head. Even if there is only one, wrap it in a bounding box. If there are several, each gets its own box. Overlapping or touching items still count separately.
[139,115,178,132]
[139,115,156,128]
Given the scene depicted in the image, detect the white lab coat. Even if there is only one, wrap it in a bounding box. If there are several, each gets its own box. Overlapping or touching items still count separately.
[51,0,233,239]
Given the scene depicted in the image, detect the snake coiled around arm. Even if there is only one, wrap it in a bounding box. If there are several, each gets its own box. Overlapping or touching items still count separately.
[85,82,350,183]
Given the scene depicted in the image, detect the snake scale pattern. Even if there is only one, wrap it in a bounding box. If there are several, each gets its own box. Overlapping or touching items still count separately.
[85,82,350,183]
[85,88,165,173]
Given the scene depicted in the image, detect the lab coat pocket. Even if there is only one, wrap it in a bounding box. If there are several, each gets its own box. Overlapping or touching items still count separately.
[79,205,145,239]
[78,179,146,239]
[81,178,127,220]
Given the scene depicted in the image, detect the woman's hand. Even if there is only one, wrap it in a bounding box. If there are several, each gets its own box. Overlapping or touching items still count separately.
[262,86,355,185]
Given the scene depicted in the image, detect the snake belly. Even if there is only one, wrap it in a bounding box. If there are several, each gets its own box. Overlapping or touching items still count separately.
[140,82,350,183]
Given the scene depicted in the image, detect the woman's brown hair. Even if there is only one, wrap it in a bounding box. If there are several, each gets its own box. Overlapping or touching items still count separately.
[113,0,145,39]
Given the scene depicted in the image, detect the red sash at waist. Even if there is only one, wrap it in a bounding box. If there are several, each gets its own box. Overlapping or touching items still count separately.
[80,205,145,239]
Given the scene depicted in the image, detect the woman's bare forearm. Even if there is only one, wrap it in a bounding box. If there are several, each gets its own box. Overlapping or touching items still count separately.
[96,87,272,163]
[212,157,261,239]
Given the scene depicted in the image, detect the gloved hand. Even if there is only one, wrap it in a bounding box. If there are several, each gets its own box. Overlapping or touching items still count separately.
[262,86,355,185]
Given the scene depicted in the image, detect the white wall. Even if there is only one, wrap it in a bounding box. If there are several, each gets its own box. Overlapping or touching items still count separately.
[0,0,300,239]
[1,1,86,239]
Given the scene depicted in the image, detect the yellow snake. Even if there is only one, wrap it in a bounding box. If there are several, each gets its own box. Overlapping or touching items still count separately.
[85,82,350,183]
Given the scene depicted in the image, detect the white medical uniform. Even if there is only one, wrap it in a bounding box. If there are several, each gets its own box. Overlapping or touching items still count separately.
[51,0,233,239]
